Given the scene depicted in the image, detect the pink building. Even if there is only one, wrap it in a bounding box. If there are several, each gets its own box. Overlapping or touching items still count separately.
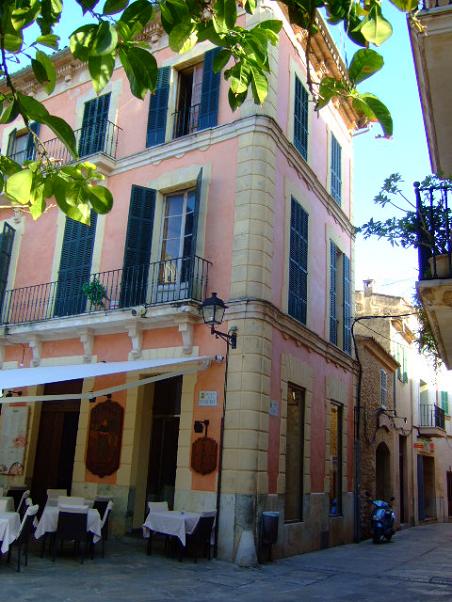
[0,5,358,560]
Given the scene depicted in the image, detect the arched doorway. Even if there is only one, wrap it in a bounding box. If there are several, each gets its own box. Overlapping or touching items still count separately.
[376,442,391,500]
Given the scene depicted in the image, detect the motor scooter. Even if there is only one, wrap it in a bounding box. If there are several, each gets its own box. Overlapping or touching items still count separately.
[366,493,395,544]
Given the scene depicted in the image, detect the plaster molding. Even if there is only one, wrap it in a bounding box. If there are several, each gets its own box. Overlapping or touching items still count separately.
[80,329,94,363]
[128,323,143,359]
[177,319,194,355]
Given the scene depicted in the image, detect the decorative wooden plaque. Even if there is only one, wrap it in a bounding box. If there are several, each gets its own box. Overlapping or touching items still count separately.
[86,400,124,477]
[191,437,218,475]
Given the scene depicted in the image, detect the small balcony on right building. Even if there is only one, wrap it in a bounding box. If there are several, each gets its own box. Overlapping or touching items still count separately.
[418,403,446,437]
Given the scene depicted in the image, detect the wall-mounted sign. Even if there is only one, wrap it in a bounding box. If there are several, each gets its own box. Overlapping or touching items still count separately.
[414,439,435,453]
[269,400,279,417]
[86,399,124,477]
[191,437,218,475]
[0,405,29,475]
[199,391,218,407]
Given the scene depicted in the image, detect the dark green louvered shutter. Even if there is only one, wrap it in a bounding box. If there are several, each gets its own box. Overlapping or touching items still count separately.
[198,49,221,131]
[329,241,337,345]
[79,93,111,157]
[186,170,203,294]
[0,223,15,317]
[146,67,170,147]
[26,121,40,161]
[288,197,308,324]
[402,347,408,383]
[343,254,351,353]
[441,391,449,415]
[6,129,17,158]
[331,134,342,205]
[294,76,308,160]
[120,185,156,307]
[54,214,97,316]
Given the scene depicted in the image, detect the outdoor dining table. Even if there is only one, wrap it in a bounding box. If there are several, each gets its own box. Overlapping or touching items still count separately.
[0,511,21,554]
[34,506,102,543]
[142,510,201,547]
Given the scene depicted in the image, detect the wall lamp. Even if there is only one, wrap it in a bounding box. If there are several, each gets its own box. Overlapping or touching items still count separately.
[194,419,210,435]
[200,292,237,349]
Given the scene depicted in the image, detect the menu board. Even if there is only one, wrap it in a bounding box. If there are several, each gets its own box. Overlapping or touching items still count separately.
[0,405,29,475]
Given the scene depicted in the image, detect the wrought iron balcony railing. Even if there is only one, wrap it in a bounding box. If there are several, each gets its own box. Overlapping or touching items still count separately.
[422,0,452,10]
[419,403,445,429]
[173,103,201,139]
[414,181,452,280]
[8,120,121,166]
[0,255,210,326]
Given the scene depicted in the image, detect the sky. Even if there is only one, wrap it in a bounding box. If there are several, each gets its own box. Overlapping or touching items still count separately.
[21,1,429,303]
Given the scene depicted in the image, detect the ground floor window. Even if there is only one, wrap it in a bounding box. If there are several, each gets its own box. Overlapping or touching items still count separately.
[329,402,342,515]
[285,383,305,522]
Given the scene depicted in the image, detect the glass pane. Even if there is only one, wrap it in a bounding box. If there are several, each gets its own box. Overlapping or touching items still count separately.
[186,190,196,213]
[166,194,184,216]
[160,238,179,261]
[165,215,182,238]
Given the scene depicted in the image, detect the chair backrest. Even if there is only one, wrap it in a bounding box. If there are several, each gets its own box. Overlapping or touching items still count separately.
[93,499,109,517]
[148,501,169,512]
[16,504,39,545]
[6,487,28,511]
[192,515,215,543]
[58,496,85,506]
[57,510,88,539]
[17,490,31,517]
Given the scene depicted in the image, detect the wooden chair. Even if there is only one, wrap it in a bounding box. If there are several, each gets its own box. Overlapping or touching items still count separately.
[52,509,88,563]
[7,504,39,572]
[6,487,29,512]
[182,515,215,562]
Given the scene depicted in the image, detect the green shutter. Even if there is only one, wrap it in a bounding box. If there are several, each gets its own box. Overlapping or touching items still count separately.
[120,185,156,307]
[343,254,351,354]
[198,48,221,131]
[79,93,111,157]
[331,134,342,205]
[294,76,308,160]
[329,241,337,344]
[0,222,16,317]
[288,196,308,324]
[146,67,170,147]
[6,129,17,157]
[380,369,388,407]
[54,214,97,316]
[441,391,449,415]
[402,347,408,383]
[26,121,40,161]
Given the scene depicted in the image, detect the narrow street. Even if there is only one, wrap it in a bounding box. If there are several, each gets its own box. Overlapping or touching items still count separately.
[2,523,452,601]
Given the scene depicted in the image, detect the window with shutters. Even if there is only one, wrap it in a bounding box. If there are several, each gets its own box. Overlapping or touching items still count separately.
[288,197,308,325]
[79,93,111,157]
[440,391,449,415]
[285,383,305,522]
[0,222,16,317]
[330,134,342,205]
[7,122,40,164]
[329,242,351,353]
[294,76,308,160]
[396,343,408,384]
[329,402,343,515]
[173,63,203,138]
[380,369,388,408]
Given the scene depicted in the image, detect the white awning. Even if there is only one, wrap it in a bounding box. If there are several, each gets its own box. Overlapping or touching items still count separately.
[0,356,212,404]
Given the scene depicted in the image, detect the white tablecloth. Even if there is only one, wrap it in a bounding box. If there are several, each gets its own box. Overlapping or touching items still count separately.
[0,497,14,512]
[143,511,200,546]
[34,507,102,543]
[0,511,21,554]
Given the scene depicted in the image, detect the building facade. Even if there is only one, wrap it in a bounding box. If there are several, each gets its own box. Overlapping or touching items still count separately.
[0,3,358,560]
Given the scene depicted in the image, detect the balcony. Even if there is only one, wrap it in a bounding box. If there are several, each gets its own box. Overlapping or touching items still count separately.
[0,256,210,332]
[9,120,120,172]
[418,403,446,437]
[173,103,201,139]
[415,182,452,368]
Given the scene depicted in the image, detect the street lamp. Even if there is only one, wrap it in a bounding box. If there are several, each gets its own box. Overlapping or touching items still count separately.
[201,292,237,349]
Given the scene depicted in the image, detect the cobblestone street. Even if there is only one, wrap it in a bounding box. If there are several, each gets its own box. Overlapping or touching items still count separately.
[1,523,452,601]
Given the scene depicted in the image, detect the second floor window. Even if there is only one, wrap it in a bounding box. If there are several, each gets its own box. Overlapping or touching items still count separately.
[79,93,111,157]
[173,63,203,138]
[0,222,16,315]
[288,197,308,325]
[330,134,342,205]
[329,242,351,353]
[294,75,308,160]
[7,122,40,164]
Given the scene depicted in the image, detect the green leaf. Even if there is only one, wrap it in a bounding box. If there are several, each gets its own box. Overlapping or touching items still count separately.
[0,100,20,124]
[119,0,153,37]
[43,115,78,158]
[119,47,156,99]
[389,0,419,11]
[353,93,393,138]
[6,170,33,205]
[36,34,60,49]
[359,6,393,46]
[88,54,116,93]
[244,0,257,14]
[70,24,98,61]
[92,22,118,56]
[224,0,237,28]
[104,0,130,15]
[3,32,23,53]
[348,49,384,85]
[17,92,49,121]
[11,0,41,31]
[250,67,268,104]
[213,49,230,73]
[169,21,196,53]
[87,185,113,213]
[317,76,348,110]
[75,0,101,13]
[32,50,57,94]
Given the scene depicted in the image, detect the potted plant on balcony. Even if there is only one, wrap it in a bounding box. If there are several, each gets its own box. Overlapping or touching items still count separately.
[358,173,452,278]
[82,278,108,309]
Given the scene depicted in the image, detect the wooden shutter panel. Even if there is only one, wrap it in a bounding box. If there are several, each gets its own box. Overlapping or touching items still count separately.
[6,129,17,157]
[198,49,221,131]
[79,93,111,157]
[288,197,308,324]
[26,121,40,161]
[331,135,342,204]
[54,214,98,316]
[120,185,156,307]
[380,369,388,407]
[441,391,449,415]
[294,76,308,160]
[329,241,337,344]
[343,254,351,353]
[146,67,170,147]
[0,223,16,316]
